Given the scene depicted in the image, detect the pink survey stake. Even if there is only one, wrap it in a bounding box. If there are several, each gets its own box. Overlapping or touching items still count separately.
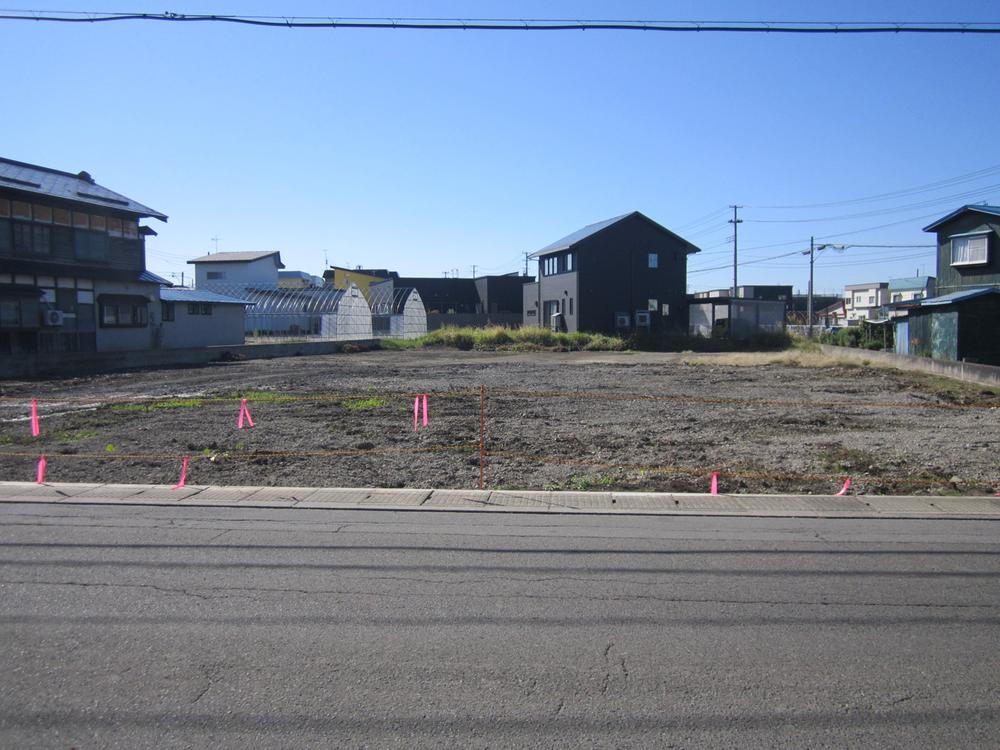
[30,399,40,437]
[710,471,719,495]
[413,394,429,430]
[36,454,46,484]
[237,398,255,429]
[173,455,189,489]
[835,478,852,496]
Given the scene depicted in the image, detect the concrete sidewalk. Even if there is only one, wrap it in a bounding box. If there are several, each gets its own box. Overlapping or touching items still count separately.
[2,481,1000,519]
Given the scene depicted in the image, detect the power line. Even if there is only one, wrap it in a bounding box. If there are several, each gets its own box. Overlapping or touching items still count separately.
[746,164,1000,210]
[744,183,1000,223]
[2,11,1000,33]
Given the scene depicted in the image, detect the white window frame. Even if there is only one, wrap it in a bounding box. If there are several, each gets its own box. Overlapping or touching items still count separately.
[950,232,989,267]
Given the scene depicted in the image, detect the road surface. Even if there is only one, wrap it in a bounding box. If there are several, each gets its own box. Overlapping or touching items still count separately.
[1,502,998,748]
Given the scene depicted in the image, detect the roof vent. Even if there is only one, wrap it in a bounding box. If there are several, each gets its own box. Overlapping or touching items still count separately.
[76,170,94,183]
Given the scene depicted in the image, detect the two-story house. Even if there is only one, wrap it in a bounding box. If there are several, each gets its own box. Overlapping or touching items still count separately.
[842,282,889,323]
[890,205,1000,364]
[0,156,169,356]
[188,250,285,289]
[522,211,700,335]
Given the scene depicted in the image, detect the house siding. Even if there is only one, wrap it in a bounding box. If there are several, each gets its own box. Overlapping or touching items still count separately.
[574,215,690,335]
[933,215,1000,295]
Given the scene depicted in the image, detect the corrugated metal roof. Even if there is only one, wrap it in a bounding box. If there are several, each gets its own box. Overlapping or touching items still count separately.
[918,287,1000,306]
[187,251,285,267]
[888,276,934,290]
[160,288,253,305]
[0,157,167,221]
[922,204,1000,232]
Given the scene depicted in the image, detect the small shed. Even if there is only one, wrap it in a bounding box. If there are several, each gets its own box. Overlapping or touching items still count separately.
[369,286,427,339]
[689,298,785,339]
[893,287,1000,364]
[158,288,250,348]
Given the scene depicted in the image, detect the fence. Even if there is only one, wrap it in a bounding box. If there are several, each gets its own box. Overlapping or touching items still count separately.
[2,383,997,496]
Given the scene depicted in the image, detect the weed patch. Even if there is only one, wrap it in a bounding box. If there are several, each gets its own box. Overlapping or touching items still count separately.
[111,398,203,413]
[343,397,387,410]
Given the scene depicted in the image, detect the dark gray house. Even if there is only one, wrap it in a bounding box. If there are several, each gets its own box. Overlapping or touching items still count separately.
[523,211,700,335]
[0,156,169,356]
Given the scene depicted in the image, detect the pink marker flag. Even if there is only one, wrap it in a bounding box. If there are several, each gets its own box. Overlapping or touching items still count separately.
[30,399,40,437]
[36,454,47,484]
[413,397,420,431]
[710,471,719,495]
[835,478,852,496]
[237,398,255,429]
[422,394,429,427]
[173,455,189,490]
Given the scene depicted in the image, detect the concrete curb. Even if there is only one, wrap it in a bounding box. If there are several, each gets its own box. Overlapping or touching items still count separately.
[2,482,1000,520]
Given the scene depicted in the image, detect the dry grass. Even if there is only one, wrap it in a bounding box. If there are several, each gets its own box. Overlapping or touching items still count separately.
[679,350,862,368]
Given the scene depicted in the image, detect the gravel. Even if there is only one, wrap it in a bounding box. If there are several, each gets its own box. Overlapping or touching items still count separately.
[1,349,997,495]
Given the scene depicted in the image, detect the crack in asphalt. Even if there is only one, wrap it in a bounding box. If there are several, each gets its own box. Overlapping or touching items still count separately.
[0,577,998,610]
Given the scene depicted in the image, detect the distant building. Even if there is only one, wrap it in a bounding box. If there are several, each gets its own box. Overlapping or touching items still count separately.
[188,251,284,288]
[843,282,889,323]
[278,270,323,289]
[372,273,528,330]
[523,211,699,335]
[888,276,935,306]
[323,266,397,293]
[0,156,169,356]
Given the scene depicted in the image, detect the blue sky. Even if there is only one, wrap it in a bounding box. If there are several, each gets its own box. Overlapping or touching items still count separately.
[2,1,999,295]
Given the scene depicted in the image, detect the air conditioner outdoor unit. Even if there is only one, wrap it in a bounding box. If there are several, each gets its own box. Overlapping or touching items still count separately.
[43,310,65,327]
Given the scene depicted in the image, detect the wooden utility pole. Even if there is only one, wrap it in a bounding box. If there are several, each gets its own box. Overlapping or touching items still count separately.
[728,205,742,297]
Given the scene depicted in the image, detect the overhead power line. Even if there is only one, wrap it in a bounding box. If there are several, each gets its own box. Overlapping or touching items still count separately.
[2,11,1000,33]
[746,164,1000,210]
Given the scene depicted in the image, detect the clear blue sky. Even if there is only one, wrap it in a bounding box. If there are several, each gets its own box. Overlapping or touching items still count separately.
[3,1,999,295]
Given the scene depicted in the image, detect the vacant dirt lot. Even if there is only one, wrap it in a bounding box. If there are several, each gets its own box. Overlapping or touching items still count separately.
[1,350,998,494]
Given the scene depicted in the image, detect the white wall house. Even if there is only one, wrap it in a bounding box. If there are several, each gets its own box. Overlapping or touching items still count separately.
[843,282,889,323]
[157,288,250,348]
[189,251,285,288]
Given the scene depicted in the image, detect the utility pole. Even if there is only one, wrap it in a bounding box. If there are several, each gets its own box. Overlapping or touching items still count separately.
[728,206,742,298]
[807,236,815,338]
[523,252,530,276]
[471,264,477,278]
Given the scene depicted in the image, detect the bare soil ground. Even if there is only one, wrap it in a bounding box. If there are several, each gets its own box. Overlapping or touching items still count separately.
[1,350,998,495]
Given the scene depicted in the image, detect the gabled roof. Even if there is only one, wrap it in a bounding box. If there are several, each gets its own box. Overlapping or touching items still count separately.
[187,251,285,267]
[888,276,934,291]
[529,211,701,258]
[0,156,167,221]
[922,204,1000,232]
[160,288,252,305]
[139,270,172,286]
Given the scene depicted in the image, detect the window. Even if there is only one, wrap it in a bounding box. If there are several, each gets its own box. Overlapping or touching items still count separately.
[100,300,148,327]
[892,293,902,303]
[541,252,575,276]
[52,207,71,226]
[90,215,106,233]
[568,298,574,315]
[32,205,52,223]
[12,222,32,253]
[74,230,109,261]
[565,252,574,272]
[187,302,212,315]
[32,224,51,254]
[0,300,20,327]
[206,271,225,280]
[951,233,988,266]
[868,295,874,304]
[161,301,175,321]
[11,201,31,220]
[648,252,658,268]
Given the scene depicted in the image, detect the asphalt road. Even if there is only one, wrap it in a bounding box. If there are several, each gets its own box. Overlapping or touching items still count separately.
[0,503,998,749]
